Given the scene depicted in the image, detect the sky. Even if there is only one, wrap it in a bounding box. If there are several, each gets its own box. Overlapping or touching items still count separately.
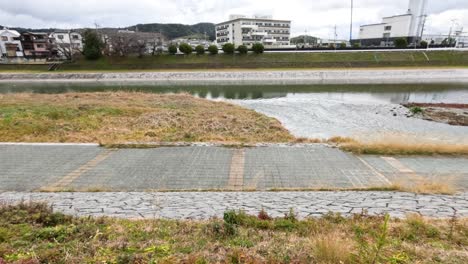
[0,0,466,39]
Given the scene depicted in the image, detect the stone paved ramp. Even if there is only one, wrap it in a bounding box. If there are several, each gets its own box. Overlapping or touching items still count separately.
[1,192,467,219]
[1,144,467,191]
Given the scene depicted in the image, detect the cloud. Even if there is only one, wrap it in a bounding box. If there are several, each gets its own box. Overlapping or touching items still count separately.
[0,0,466,38]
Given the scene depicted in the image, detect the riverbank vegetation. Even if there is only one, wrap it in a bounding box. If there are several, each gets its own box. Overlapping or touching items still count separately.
[329,137,468,156]
[404,103,468,127]
[0,202,467,263]
[0,92,294,144]
[0,50,466,72]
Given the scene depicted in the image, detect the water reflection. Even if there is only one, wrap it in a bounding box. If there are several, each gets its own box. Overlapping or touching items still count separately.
[0,82,467,104]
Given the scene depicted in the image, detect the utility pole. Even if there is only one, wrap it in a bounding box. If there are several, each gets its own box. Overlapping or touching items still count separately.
[304,29,307,47]
[350,0,354,41]
[448,19,457,45]
[334,25,337,51]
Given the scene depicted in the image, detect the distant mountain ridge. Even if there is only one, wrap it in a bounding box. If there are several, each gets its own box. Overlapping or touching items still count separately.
[126,23,215,40]
[0,22,216,41]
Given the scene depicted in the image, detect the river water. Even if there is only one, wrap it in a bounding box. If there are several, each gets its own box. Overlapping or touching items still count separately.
[1,82,467,143]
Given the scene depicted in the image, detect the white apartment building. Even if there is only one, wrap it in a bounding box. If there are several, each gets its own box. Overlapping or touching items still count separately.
[356,0,427,46]
[216,15,291,48]
[0,29,24,59]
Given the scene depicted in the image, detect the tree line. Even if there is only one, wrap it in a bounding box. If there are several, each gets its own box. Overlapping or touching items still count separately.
[83,29,265,60]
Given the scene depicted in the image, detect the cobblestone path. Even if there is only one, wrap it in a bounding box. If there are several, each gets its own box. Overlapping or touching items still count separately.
[1,192,467,220]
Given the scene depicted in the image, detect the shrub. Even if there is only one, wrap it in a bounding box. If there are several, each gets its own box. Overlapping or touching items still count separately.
[353,43,361,48]
[258,208,272,220]
[237,45,248,54]
[410,106,423,115]
[82,29,103,60]
[420,40,428,49]
[195,45,205,55]
[339,42,347,49]
[208,45,219,55]
[178,43,193,55]
[252,43,264,54]
[168,44,178,55]
[222,43,235,54]
[394,38,408,49]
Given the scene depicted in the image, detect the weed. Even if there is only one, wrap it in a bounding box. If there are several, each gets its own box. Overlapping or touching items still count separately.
[334,136,468,156]
[312,232,353,264]
[410,106,423,115]
[1,203,467,263]
[258,208,272,221]
[401,214,441,241]
[353,214,391,264]
[391,175,457,195]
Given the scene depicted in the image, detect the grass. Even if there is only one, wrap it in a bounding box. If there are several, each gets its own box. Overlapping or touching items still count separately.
[391,177,457,195]
[0,203,467,263]
[328,137,468,156]
[0,92,294,144]
[0,50,467,72]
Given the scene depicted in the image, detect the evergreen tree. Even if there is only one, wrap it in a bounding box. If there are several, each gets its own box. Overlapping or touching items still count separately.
[83,29,103,60]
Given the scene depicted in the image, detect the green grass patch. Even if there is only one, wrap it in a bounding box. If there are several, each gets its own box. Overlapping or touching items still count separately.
[0,203,467,263]
[1,50,466,72]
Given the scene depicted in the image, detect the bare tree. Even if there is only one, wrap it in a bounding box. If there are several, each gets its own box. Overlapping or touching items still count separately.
[103,30,165,57]
[51,31,83,61]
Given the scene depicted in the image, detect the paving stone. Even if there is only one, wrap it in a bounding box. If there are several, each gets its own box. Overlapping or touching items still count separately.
[1,191,467,220]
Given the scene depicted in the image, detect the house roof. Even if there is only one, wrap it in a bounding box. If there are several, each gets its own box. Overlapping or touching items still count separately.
[216,17,291,26]
[23,31,49,36]
[360,23,386,28]
[0,29,21,37]
[383,14,412,19]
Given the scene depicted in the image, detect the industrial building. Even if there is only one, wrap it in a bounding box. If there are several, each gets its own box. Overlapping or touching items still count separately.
[216,15,291,48]
[355,0,428,47]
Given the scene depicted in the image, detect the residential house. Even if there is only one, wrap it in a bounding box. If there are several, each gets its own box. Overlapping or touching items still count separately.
[21,32,53,59]
[172,37,214,49]
[49,30,83,59]
[0,29,24,59]
[102,29,167,56]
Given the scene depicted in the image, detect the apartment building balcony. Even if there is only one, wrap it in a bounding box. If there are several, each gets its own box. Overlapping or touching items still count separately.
[251,31,268,36]
[263,38,277,44]
[241,24,259,30]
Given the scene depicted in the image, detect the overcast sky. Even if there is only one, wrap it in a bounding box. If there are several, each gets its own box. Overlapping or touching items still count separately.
[0,0,466,39]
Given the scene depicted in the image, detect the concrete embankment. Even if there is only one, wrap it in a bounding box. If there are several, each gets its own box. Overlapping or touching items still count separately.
[1,69,468,84]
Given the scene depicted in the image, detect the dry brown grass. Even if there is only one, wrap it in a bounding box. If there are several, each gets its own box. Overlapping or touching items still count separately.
[0,92,294,144]
[311,232,354,263]
[328,137,468,156]
[390,175,458,195]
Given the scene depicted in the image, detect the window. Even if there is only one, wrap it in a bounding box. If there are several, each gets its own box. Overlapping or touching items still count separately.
[1,36,8,41]
[72,35,79,40]
[384,26,392,31]
[383,33,391,38]
[58,35,64,40]
[37,44,45,48]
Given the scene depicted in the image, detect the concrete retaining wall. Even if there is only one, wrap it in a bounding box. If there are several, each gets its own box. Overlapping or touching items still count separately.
[1,69,468,85]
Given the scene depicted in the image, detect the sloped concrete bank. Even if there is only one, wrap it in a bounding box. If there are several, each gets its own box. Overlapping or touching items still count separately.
[1,69,468,84]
